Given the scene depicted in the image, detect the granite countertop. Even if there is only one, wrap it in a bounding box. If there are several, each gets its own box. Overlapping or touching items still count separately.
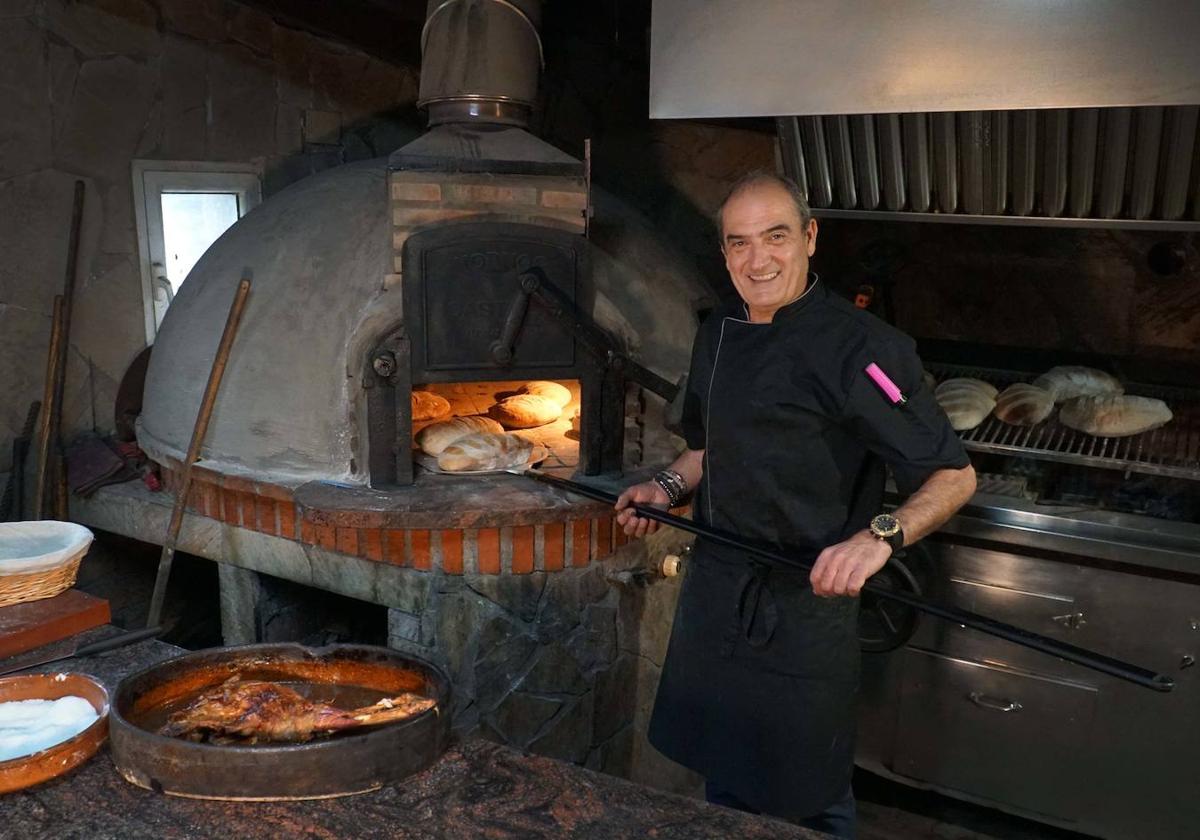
[2,629,825,840]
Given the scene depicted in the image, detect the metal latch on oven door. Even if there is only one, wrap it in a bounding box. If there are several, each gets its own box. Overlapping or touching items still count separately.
[490,267,689,431]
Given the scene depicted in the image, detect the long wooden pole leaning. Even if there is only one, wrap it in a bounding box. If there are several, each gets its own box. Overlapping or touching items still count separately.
[146,278,252,629]
[42,180,86,519]
[33,296,66,519]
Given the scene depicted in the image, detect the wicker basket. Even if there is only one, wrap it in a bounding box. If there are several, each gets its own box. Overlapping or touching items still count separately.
[0,522,93,609]
[0,553,85,608]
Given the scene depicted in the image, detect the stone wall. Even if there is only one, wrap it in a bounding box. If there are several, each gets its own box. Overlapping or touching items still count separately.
[0,0,421,474]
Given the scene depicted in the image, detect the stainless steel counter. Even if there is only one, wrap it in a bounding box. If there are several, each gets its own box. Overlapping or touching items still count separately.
[937,491,1200,575]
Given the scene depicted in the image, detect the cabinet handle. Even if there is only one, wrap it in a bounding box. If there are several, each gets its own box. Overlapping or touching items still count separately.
[1052,612,1086,630]
[968,691,1022,713]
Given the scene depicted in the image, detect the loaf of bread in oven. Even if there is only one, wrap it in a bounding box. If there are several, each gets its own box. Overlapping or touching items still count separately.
[519,380,572,408]
[411,390,452,422]
[415,415,504,456]
[993,383,1055,426]
[488,394,562,429]
[934,378,997,431]
[1059,395,1173,437]
[1032,366,1123,403]
[436,432,533,472]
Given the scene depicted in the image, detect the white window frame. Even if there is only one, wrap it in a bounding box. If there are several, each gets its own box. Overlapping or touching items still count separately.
[132,160,262,343]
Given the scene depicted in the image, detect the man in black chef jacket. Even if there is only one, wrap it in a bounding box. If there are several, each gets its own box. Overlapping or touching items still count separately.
[616,172,976,838]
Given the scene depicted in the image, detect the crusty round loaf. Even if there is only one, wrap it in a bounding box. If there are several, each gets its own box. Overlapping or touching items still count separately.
[935,392,994,431]
[488,394,562,429]
[411,390,451,422]
[415,415,504,456]
[519,380,572,408]
[935,378,999,400]
[934,378,997,431]
[1059,395,1172,437]
[994,383,1055,426]
[1033,366,1123,403]
[436,432,533,472]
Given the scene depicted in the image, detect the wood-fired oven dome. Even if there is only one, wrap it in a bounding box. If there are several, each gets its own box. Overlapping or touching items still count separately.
[138,158,711,486]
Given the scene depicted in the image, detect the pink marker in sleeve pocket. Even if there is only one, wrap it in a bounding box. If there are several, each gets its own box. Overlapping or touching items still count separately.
[865,363,907,405]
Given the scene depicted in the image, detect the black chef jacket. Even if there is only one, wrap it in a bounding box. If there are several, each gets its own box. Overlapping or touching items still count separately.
[647,275,968,819]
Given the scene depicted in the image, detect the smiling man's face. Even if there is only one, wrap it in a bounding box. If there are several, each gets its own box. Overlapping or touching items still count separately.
[720,181,818,323]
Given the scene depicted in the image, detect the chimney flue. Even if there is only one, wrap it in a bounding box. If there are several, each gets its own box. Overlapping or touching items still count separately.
[417,0,543,129]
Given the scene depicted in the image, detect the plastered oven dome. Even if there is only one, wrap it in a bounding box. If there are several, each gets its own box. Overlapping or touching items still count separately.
[137,157,710,486]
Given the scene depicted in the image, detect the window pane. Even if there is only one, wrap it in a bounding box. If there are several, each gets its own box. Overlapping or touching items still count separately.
[160,192,240,291]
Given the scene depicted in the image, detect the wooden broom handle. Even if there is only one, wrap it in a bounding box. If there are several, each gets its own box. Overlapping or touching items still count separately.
[146,278,251,629]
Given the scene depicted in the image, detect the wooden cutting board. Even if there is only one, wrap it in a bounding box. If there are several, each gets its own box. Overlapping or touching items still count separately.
[0,590,111,659]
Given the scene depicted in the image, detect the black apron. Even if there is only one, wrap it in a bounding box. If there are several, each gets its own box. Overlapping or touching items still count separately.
[647,278,968,819]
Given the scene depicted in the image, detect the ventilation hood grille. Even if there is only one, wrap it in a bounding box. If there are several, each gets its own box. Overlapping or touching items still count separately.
[778,107,1200,229]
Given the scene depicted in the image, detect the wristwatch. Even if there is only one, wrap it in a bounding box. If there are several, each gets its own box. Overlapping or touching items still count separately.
[869,513,904,553]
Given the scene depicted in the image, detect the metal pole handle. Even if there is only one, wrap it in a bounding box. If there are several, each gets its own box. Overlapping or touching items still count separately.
[516,469,1176,693]
[490,286,532,365]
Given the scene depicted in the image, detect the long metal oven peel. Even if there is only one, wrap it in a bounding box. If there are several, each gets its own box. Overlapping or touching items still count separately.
[517,469,1176,693]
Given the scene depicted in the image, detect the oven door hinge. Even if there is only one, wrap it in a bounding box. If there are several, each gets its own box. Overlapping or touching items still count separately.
[364,332,412,487]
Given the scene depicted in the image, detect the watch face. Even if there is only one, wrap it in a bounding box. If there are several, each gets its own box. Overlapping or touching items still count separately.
[871,514,900,537]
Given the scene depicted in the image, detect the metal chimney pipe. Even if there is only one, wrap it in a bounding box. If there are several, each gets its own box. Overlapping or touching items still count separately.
[417,0,543,128]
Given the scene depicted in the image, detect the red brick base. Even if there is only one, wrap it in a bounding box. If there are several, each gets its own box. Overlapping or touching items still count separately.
[161,466,629,575]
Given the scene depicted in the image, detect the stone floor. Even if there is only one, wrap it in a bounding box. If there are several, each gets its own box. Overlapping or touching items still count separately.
[76,528,1097,840]
[853,771,1094,840]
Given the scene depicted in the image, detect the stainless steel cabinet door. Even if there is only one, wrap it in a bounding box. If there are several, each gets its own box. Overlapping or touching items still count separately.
[894,647,1099,822]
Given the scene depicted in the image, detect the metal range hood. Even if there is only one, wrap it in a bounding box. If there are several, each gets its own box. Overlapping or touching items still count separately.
[650,0,1200,228]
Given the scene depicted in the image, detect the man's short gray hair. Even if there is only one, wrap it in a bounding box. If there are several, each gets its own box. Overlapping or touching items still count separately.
[716,171,813,241]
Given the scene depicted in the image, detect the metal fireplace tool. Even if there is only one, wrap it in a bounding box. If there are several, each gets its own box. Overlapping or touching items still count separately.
[517,469,1176,693]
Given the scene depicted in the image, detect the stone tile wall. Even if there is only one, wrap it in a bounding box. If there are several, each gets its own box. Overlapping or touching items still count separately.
[0,0,421,474]
[384,554,636,769]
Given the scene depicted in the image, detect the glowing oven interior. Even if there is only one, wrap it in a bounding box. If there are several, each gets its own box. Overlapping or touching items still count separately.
[411,379,581,477]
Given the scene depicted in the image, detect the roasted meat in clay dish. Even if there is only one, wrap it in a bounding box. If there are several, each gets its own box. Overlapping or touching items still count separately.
[159,677,436,743]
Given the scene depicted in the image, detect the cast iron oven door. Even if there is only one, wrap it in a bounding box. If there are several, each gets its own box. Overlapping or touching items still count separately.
[366,221,623,486]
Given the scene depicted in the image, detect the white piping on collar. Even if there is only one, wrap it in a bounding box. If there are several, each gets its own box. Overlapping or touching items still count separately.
[703,317,730,526]
[737,272,821,324]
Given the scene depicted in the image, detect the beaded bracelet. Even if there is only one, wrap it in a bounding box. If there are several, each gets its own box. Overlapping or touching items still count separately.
[652,469,688,507]
[661,468,688,498]
[652,474,678,506]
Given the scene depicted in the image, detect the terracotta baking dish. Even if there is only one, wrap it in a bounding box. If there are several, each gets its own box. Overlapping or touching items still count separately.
[0,672,110,794]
